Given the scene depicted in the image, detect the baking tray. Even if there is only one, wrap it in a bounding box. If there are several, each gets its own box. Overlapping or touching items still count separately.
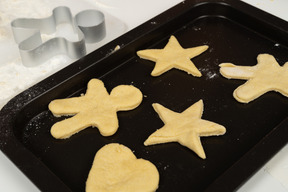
[1,0,288,191]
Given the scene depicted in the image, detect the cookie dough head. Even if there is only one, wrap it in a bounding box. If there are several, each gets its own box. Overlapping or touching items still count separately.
[110,85,143,111]
[86,143,159,192]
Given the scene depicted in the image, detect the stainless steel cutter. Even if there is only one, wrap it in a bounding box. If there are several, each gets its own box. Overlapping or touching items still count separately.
[11,6,106,67]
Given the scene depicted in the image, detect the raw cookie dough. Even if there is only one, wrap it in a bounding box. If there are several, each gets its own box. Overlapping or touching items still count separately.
[137,35,208,77]
[49,79,143,139]
[86,143,159,192]
[144,100,226,159]
[219,54,288,103]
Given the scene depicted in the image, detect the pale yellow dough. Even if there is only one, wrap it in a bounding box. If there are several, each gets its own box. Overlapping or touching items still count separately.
[86,143,159,192]
[137,35,208,77]
[48,79,143,139]
[220,54,288,103]
[144,100,226,159]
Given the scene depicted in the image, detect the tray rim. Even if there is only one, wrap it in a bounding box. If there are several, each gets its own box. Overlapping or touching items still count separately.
[1,0,288,191]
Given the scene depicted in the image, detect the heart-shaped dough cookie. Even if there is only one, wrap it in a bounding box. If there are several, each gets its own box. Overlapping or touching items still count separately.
[86,143,159,192]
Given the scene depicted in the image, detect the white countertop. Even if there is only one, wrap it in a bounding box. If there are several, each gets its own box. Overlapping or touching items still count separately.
[0,0,287,191]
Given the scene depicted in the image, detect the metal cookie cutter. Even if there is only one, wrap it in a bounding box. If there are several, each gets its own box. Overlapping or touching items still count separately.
[11,6,106,67]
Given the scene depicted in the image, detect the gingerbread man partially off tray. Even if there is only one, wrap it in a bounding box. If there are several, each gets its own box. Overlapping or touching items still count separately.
[220,54,288,103]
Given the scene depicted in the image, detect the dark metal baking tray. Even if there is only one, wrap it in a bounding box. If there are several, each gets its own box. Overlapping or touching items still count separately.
[1,0,288,191]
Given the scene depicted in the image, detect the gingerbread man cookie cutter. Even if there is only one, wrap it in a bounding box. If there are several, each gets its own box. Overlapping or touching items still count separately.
[11,6,106,67]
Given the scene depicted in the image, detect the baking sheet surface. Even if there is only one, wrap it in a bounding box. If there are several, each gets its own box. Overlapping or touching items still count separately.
[1,1,288,192]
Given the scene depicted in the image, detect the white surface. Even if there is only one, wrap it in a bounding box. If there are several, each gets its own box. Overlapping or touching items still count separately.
[0,0,287,191]
[0,0,128,109]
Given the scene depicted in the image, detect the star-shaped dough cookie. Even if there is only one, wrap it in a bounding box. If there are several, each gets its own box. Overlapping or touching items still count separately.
[144,100,226,159]
[137,35,208,77]
[86,143,159,192]
[49,79,143,139]
[220,54,288,103]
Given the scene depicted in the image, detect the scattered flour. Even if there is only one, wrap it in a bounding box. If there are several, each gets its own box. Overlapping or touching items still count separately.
[0,56,72,109]
[0,0,52,27]
[0,0,61,109]
[0,0,127,109]
[199,67,219,80]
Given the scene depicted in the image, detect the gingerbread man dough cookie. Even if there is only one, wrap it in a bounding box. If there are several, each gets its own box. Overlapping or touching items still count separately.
[49,79,143,139]
[144,100,226,159]
[137,35,208,77]
[86,143,159,192]
[220,54,288,103]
